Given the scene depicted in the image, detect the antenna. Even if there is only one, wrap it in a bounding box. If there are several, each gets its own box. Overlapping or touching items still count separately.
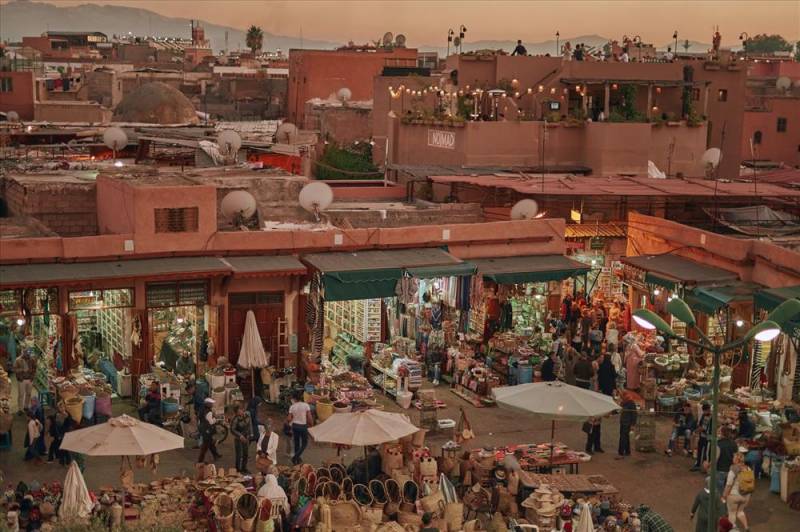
[395,34,406,48]
[220,190,257,228]
[299,181,334,222]
[102,127,128,160]
[217,130,242,164]
[382,32,394,47]
[275,122,298,144]
[510,199,540,220]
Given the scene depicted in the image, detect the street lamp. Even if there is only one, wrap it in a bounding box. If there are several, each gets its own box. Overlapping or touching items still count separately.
[739,32,750,60]
[556,31,560,56]
[459,25,467,54]
[633,298,798,532]
[447,29,455,57]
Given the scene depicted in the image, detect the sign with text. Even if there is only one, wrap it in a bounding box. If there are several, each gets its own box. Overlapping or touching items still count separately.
[427,129,456,150]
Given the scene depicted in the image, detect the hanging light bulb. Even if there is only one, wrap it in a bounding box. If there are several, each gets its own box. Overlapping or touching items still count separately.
[653,288,661,296]
[735,319,744,327]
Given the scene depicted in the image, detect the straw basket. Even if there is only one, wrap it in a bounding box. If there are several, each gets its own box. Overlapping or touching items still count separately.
[213,493,235,532]
[0,412,12,434]
[65,397,84,424]
[235,492,259,531]
[60,385,78,401]
[329,500,362,529]
[397,510,422,526]
[316,399,334,422]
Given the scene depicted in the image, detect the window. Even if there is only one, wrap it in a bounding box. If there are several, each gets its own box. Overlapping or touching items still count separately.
[717,89,728,102]
[691,88,701,101]
[0,77,12,93]
[777,117,787,133]
[68,289,134,311]
[753,131,762,145]
[146,281,208,308]
[154,207,199,233]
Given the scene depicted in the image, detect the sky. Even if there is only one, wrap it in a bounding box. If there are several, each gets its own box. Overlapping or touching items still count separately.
[6,0,800,46]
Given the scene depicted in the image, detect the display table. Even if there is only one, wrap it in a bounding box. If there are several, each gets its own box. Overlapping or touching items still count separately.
[471,443,583,474]
[521,473,619,495]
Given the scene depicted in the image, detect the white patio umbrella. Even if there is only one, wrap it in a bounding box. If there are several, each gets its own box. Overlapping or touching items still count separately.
[61,414,185,456]
[59,462,93,521]
[238,310,270,393]
[309,408,419,447]
[492,381,620,464]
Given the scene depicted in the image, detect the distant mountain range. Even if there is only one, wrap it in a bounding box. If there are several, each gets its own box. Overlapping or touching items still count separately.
[0,1,716,56]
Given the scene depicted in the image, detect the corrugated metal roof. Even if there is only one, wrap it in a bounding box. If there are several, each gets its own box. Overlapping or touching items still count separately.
[222,256,306,276]
[428,174,800,197]
[621,254,739,284]
[565,223,627,238]
[303,248,460,273]
[0,257,229,287]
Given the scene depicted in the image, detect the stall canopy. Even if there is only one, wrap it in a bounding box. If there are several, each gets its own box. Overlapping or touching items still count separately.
[754,285,800,337]
[472,255,590,284]
[622,253,738,290]
[685,282,762,315]
[0,255,306,288]
[303,248,470,302]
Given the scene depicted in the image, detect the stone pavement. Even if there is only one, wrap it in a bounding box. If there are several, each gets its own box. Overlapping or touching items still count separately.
[1,385,797,531]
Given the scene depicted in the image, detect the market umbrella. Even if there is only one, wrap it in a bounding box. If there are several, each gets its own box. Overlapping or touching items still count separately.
[492,381,620,464]
[238,310,270,394]
[61,414,185,456]
[59,461,93,521]
[309,408,419,447]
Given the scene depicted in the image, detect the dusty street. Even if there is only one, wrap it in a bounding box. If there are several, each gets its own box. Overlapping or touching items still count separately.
[1,386,797,531]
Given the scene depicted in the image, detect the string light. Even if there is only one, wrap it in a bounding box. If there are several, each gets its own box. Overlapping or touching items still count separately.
[538,85,544,92]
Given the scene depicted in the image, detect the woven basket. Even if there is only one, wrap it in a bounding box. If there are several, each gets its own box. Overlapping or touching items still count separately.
[398,510,422,526]
[329,500,362,528]
[235,492,259,531]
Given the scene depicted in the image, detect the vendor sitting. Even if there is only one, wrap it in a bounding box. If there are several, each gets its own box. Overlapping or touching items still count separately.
[503,449,524,473]
[737,408,755,439]
[175,350,196,378]
[138,381,162,425]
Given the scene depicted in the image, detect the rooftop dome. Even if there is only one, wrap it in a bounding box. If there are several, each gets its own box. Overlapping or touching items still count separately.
[113,82,198,124]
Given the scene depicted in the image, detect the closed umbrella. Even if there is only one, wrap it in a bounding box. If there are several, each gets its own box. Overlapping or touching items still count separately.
[61,414,185,456]
[59,462,93,521]
[309,409,419,447]
[492,381,620,464]
[238,310,270,394]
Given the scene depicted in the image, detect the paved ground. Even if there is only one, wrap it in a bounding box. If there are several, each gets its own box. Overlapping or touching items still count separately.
[1,383,797,531]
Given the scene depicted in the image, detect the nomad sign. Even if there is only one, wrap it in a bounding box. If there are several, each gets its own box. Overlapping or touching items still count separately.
[427,129,456,150]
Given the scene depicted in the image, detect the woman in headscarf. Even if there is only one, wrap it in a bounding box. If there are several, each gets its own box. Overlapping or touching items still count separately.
[257,473,289,514]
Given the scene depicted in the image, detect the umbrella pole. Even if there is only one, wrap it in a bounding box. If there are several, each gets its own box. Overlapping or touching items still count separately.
[549,420,555,468]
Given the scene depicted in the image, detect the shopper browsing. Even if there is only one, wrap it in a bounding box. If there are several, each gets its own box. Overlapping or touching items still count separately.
[287,391,313,464]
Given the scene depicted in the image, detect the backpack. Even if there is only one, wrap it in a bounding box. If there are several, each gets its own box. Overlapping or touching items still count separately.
[738,466,755,494]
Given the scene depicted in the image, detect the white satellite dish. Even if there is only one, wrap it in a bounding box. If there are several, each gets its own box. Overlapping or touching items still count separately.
[6,111,20,122]
[395,34,407,48]
[510,199,539,220]
[382,32,394,46]
[701,147,722,168]
[776,76,791,91]
[299,181,334,221]
[337,87,352,103]
[275,122,298,144]
[217,130,242,162]
[220,190,257,221]
[103,127,128,152]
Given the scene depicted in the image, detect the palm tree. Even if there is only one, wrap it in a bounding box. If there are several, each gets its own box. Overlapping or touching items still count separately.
[682,39,690,53]
[246,25,264,55]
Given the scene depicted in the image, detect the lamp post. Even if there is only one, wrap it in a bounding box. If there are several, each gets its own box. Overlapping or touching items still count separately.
[633,298,798,532]
[459,25,467,54]
[556,31,560,56]
[739,32,750,60]
[447,29,455,57]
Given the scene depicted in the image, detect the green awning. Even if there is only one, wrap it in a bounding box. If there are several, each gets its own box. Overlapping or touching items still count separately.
[406,263,476,279]
[644,273,677,291]
[472,255,590,284]
[684,292,721,315]
[322,268,401,301]
[303,248,466,302]
[754,285,800,312]
[686,283,761,315]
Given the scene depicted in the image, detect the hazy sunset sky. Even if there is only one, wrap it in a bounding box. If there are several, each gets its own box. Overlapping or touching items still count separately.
[7,0,800,45]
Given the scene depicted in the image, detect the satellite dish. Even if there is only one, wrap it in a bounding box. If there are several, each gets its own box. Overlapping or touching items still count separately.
[275,122,298,144]
[217,130,242,161]
[701,147,721,168]
[337,87,352,103]
[221,190,257,221]
[453,36,461,48]
[6,111,20,122]
[103,127,128,151]
[510,199,539,220]
[395,34,406,48]
[299,181,334,221]
[776,76,791,91]
[382,32,393,46]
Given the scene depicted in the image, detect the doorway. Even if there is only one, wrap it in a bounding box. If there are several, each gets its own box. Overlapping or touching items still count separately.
[228,292,284,366]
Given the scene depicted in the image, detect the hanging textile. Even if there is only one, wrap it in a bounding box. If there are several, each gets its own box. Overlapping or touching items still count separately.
[751,340,770,389]
[395,275,417,305]
[307,273,324,355]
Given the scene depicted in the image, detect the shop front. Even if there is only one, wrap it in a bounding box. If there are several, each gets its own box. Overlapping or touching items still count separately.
[754,285,800,402]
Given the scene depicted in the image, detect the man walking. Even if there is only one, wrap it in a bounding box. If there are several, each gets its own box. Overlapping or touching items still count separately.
[198,398,222,463]
[617,392,637,458]
[13,350,34,414]
[287,391,313,465]
[230,402,252,474]
[691,403,712,472]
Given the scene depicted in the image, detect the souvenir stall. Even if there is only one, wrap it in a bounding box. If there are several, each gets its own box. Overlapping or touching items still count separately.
[461,255,590,400]
[302,248,475,407]
[67,288,135,396]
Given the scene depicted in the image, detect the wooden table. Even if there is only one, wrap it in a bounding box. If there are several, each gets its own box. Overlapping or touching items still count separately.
[521,473,619,495]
